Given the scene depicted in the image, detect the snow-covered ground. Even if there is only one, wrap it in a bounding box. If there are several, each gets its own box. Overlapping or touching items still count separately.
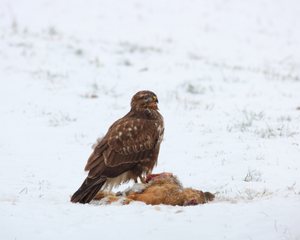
[1,0,300,239]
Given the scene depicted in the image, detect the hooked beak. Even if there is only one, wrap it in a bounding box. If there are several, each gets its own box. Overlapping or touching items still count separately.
[152,95,158,103]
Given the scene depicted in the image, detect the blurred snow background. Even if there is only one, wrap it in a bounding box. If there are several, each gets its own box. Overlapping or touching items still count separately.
[0,0,300,239]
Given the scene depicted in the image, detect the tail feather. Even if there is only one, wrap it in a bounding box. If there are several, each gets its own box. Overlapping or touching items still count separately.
[71,177,106,204]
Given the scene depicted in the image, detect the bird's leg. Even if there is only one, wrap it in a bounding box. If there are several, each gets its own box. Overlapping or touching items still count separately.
[139,175,146,184]
[133,164,148,184]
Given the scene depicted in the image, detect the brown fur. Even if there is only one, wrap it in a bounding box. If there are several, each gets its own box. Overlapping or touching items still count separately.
[94,172,214,206]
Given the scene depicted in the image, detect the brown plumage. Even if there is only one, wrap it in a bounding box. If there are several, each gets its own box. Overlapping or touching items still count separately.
[71,90,164,204]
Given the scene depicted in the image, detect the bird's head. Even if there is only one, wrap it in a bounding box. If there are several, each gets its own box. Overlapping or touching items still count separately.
[131,90,159,111]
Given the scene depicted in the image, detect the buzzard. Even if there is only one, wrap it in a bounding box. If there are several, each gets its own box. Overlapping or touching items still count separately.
[71,90,164,204]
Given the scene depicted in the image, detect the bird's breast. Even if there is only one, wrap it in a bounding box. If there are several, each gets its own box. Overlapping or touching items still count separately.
[155,121,164,144]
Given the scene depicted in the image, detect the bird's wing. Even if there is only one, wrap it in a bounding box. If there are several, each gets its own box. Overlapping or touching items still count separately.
[85,117,162,178]
[105,117,160,166]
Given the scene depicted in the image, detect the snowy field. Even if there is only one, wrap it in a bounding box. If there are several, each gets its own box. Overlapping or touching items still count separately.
[1,0,300,239]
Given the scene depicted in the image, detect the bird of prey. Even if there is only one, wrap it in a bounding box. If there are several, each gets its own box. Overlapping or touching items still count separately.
[71,90,164,204]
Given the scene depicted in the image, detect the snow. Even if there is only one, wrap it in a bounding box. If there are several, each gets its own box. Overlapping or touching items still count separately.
[0,0,300,239]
